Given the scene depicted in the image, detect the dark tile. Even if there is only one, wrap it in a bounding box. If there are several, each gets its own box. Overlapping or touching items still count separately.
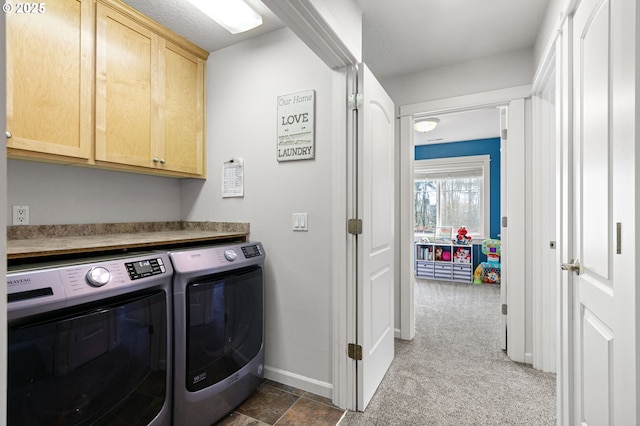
[236,383,300,424]
[216,411,270,426]
[301,392,334,406]
[264,380,305,396]
[275,397,346,426]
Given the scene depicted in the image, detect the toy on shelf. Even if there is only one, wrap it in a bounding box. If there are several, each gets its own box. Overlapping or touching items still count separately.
[434,247,443,261]
[473,239,501,284]
[455,226,472,245]
[454,247,471,263]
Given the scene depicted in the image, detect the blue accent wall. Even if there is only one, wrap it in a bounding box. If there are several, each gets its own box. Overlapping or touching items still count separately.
[415,137,501,240]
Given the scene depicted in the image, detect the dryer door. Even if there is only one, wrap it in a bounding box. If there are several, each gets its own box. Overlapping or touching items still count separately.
[186,265,264,391]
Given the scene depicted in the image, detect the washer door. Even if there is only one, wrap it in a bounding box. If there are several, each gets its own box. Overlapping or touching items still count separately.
[8,290,168,425]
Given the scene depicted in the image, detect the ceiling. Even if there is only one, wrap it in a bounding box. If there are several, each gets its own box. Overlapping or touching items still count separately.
[354,0,551,80]
[119,0,285,52]
[121,0,551,79]
[120,0,550,144]
[414,109,501,145]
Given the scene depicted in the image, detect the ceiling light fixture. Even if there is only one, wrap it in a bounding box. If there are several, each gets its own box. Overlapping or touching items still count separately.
[187,0,263,34]
[414,118,440,132]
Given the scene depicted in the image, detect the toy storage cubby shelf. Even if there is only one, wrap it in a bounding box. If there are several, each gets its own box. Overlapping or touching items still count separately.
[415,242,474,283]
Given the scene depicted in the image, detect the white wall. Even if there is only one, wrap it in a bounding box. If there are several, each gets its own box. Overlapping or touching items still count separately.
[7,160,181,225]
[181,28,338,396]
[381,48,535,106]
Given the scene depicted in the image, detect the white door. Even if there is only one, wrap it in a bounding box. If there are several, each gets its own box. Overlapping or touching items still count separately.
[356,63,395,410]
[568,0,637,423]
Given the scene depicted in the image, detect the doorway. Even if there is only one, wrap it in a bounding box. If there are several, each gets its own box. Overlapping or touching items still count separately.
[411,107,503,342]
[397,86,530,364]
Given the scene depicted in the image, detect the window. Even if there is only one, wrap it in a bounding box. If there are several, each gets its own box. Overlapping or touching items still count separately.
[414,155,490,239]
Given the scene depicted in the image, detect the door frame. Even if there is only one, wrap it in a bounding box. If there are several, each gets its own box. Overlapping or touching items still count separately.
[398,85,531,364]
[531,38,559,375]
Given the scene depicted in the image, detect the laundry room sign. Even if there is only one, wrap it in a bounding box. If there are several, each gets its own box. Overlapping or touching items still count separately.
[277,90,315,161]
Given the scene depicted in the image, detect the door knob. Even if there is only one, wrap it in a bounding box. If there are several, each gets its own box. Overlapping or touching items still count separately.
[561,259,581,275]
[5,131,12,139]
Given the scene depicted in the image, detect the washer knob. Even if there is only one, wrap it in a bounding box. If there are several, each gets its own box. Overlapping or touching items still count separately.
[224,249,237,261]
[86,267,111,287]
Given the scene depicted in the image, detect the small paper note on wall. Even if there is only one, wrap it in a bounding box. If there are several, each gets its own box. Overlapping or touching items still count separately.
[277,90,315,162]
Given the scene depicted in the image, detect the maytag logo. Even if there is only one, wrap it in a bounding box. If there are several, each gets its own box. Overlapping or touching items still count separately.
[7,277,31,287]
[192,372,207,384]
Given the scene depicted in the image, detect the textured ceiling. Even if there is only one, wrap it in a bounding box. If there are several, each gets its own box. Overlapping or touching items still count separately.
[120,0,285,52]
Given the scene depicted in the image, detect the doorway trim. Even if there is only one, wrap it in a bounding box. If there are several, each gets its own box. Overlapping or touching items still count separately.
[398,85,531,364]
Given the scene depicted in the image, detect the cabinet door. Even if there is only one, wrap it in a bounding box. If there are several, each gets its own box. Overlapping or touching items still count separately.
[160,42,205,176]
[6,0,93,160]
[95,3,159,169]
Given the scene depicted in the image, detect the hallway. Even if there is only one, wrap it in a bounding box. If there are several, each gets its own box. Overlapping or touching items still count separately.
[340,279,556,425]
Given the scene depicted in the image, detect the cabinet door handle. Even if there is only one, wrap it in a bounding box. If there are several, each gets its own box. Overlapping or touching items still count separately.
[160,158,166,164]
[5,131,12,139]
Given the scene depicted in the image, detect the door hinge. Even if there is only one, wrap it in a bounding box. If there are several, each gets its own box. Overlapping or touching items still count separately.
[347,218,362,235]
[502,216,508,227]
[501,128,508,140]
[616,222,622,254]
[502,304,508,315]
[348,93,363,110]
[348,343,363,360]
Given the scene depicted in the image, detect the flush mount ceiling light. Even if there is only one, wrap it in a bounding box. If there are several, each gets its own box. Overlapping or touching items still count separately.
[414,118,440,132]
[187,0,263,34]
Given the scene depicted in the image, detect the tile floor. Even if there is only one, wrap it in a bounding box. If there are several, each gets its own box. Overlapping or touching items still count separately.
[216,380,346,426]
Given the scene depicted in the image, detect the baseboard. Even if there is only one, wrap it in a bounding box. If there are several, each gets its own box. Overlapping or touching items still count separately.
[525,352,533,365]
[264,365,333,399]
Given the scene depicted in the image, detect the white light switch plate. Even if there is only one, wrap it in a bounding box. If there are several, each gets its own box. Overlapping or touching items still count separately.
[292,213,308,231]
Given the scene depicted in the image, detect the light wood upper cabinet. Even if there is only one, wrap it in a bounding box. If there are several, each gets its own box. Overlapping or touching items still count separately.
[95,1,207,177]
[95,3,157,169]
[6,0,93,161]
[6,0,208,178]
[163,42,206,176]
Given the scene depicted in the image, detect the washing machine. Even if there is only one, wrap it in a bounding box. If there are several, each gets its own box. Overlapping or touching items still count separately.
[7,252,173,425]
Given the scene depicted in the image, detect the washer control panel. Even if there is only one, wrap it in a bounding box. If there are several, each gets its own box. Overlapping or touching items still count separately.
[125,258,166,280]
[8,253,173,321]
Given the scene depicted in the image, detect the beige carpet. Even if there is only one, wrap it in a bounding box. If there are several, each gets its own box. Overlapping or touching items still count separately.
[340,279,556,426]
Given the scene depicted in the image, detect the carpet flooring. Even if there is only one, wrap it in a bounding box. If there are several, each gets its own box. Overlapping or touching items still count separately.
[340,279,556,426]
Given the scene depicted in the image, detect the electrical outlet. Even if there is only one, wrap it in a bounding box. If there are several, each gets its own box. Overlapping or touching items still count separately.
[12,205,29,225]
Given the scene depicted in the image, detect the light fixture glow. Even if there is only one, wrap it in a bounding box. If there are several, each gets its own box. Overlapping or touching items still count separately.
[414,118,440,132]
[187,0,263,34]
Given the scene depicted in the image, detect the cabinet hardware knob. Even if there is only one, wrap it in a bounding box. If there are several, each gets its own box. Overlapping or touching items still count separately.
[160,158,166,164]
[153,157,159,163]
[5,131,12,139]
